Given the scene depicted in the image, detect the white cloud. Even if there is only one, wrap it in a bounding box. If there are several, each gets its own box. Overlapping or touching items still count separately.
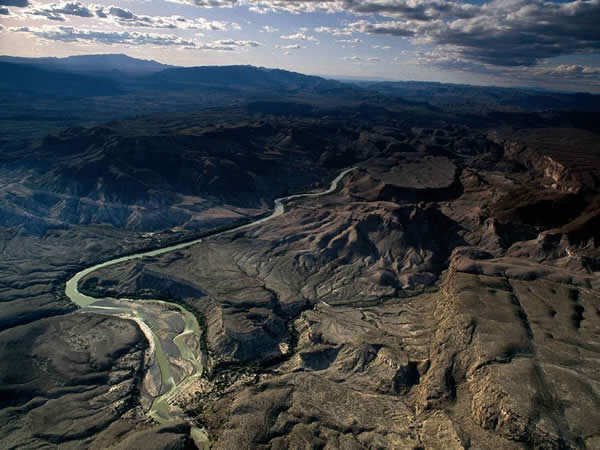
[276,43,301,49]
[10,25,259,50]
[246,0,338,14]
[314,25,352,36]
[280,32,317,41]
[25,0,93,21]
[164,0,236,7]
[22,1,233,31]
[260,25,278,32]
[337,38,361,44]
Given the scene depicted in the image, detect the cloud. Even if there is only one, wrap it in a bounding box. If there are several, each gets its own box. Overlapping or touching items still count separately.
[246,0,339,14]
[169,0,478,19]
[337,38,361,44]
[309,0,600,68]
[316,19,434,39]
[276,43,301,49]
[10,25,259,50]
[6,0,600,87]
[280,32,317,41]
[206,39,259,48]
[543,64,600,76]
[416,49,600,89]
[240,0,469,16]
[314,25,352,36]
[10,25,197,45]
[22,1,232,30]
[25,1,93,21]
[341,55,380,63]
[261,25,279,32]
[346,0,478,20]
[528,64,600,88]
[100,6,230,30]
[429,0,600,67]
[165,0,236,7]
[345,19,423,38]
[416,50,490,73]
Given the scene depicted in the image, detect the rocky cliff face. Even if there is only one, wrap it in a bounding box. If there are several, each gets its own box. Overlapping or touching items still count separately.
[489,128,600,194]
[495,138,583,193]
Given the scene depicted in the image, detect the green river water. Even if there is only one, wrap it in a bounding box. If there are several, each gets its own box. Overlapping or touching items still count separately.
[64,167,356,448]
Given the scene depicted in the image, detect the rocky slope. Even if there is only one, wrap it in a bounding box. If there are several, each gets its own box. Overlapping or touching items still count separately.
[1,119,396,236]
[77,125,600,448]
[1,59,600,449]
[0,117,418,448]
[0,313,198,449]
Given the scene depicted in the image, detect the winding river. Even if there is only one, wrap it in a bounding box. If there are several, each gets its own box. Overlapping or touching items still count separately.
[64,167,356,448]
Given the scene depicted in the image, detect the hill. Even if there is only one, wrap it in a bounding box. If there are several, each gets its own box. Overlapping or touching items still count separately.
[147,65,346,92]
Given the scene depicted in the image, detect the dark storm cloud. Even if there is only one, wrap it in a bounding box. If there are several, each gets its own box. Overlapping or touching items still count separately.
[431,0,600,66]
[185,0,479,17]
[0,0,28,7]
[312,0,600,67]
[343,0,478,20]
[9,0,600,71]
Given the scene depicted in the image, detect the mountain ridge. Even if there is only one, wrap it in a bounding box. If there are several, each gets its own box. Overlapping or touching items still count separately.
[0,53,171,74]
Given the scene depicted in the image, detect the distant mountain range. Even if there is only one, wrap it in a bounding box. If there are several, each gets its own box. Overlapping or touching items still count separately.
[0,53,171,75]
[149,65,346,91]
[0,61,121,97]
[0,54,345,97]
[1,53,599,141]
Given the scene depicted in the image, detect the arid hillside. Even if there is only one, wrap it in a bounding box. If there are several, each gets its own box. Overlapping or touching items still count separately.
[60,125,600,449]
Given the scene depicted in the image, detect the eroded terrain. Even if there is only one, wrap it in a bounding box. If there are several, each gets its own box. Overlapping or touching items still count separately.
[71,126,600,448]
[2,53,600,450]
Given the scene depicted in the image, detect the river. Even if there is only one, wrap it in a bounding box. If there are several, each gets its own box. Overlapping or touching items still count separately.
[64,167,356,448]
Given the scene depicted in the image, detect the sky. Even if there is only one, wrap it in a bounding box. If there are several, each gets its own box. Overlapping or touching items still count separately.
[1,0,599,92]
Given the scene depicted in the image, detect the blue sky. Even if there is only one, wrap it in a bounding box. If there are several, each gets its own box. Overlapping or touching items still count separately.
[1,0,599,92]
